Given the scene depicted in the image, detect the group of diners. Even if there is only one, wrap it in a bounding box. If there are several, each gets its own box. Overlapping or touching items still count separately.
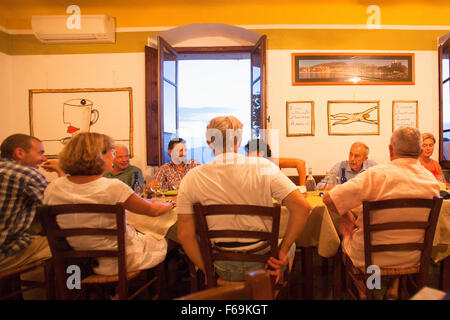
[0,114,443,299]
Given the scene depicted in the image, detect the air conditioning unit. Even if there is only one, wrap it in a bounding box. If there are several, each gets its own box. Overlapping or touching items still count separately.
[31,15,115,44]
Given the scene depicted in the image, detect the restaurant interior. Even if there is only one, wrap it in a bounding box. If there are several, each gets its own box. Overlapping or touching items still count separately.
[0,0,449,301]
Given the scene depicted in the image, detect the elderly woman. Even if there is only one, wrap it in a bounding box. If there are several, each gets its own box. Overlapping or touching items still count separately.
[419,133,443,180]
[43,132,173,275]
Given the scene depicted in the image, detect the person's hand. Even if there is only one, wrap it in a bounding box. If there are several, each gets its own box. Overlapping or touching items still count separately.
[41,160,64,177]
[265,249,288,283]
[339,211,356,237]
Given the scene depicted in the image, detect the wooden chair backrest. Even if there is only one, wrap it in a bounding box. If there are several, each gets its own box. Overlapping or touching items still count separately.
[362,196,443,285]
[37,203,127,299]
[177,269,273,300]
[192,203,281,288]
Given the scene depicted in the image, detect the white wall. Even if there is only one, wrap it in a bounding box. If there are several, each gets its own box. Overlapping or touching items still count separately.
[0,49,440,180]
[2,52,154,181]
[267,50,439,175]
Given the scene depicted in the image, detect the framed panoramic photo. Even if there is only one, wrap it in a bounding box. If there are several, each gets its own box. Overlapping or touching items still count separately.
[392,100,418,131]
[292,53,414,85]
[328,100,380,135]
[286,101,315,136]
[29,87,133,158]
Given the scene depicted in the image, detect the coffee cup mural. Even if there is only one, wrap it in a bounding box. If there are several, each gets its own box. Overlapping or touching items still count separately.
[62,98,100,141]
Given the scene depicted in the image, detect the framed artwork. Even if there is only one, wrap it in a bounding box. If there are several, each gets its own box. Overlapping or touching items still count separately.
[392,100,418,131]
[292,53,414,85]
[29,87,133,158]
[328,100,380,135]
[286,101,315,136]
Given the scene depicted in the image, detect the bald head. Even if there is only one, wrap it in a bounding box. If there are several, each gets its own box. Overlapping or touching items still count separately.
[348,142,369,173]
[390,126,422,159]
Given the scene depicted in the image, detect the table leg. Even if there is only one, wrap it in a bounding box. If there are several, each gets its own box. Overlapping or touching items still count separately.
[301,247,314,299]
[440,256,450,292]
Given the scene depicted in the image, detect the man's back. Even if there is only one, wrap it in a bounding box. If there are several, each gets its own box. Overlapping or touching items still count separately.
[330,158,440,267]
[0,159,47,260]
[177,153,297,241]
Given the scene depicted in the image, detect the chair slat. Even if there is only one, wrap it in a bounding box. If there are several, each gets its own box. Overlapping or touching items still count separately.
[54,228,118,237]
[199,204,280,217]
[370,243,424,252]
[369,222,429,231]
[208,230,272,240]
[61,250,118,259]
[212,252,271,262]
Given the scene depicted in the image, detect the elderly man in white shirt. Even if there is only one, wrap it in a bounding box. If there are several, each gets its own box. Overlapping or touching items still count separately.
[176,116,312,282]
[323,126,440,298]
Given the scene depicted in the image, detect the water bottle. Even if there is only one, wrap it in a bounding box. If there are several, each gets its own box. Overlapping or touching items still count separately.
[305,168,317,191]
[340,167,347,184]
[132,172,144,197]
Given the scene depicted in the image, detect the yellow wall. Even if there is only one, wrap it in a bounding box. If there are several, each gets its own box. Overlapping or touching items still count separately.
[1,0,450,29]
[0,1,449,55]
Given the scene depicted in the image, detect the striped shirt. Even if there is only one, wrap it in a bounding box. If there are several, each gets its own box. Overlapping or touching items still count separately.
[0,158,48,260]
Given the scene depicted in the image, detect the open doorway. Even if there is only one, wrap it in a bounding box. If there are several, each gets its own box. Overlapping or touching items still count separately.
[178,54,251,164]
[145,31,266,166]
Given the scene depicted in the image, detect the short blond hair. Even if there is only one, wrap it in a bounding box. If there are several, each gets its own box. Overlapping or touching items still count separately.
[206,116,243,153]
[59,132,114,176]
[422,133,436,144]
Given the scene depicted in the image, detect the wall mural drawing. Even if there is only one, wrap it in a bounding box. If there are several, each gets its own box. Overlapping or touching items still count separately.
[29,88,133,158]
[328,100,380,135]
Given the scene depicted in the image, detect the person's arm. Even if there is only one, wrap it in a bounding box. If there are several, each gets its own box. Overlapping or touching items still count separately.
[278,158,306,186]
[123,193,173,217]
[41,160,65,177]
[177,213,205,274]
[323,192,355,237]
[266,189,311,281]
[435,160,444,177]
[316,162,340,190]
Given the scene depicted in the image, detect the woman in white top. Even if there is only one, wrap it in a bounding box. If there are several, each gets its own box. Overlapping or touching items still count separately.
[44,132,174,275]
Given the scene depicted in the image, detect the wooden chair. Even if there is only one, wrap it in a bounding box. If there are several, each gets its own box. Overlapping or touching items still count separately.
[37,203,162,300]
[177,269,273,300]
[341,196,443,300]
[191,203,288,297]
[0,259,53,300]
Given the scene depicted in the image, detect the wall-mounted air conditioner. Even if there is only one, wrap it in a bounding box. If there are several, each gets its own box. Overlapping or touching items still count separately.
[31,15,115,44]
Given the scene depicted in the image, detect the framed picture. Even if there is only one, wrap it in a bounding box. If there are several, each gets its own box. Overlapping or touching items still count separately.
[328,100,380,135]
[29,87,133,158]
[392,100,418,131]
[292,53,414,85]
[286,101,315,136]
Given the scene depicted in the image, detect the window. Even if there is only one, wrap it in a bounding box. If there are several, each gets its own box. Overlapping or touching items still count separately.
[145,36,267,166]
[178,56,251,164]
[439,36,450,167]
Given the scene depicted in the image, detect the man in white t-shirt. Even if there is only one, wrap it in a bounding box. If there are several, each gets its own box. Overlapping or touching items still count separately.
[176,116,312,282]
[323,126,440,298]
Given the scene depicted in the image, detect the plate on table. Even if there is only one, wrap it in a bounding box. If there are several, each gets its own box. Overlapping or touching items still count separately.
[164,190,178,196]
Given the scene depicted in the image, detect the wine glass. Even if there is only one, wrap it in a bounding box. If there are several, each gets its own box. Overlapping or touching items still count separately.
[160,182,169,198]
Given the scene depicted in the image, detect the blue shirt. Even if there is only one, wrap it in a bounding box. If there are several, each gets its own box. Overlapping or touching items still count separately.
[316,159,378,190]
[0,158,48,260]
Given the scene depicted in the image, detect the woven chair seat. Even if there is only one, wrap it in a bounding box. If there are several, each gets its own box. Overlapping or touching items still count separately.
[82,270,142,284]
[0,259,49,278]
